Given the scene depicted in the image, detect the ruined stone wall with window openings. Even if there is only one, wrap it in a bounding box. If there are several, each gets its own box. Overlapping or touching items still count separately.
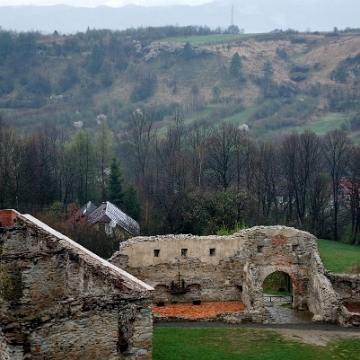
[110,226,354,326]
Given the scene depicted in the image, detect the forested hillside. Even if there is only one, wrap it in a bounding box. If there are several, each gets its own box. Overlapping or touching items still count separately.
[1,26,360,244]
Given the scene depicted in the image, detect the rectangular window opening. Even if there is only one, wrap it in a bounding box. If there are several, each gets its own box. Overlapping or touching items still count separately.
[181,248,188,257]
[154,249,160,257]
[209,248,216,256]
[257,245,264,253]
[292,244,298,252]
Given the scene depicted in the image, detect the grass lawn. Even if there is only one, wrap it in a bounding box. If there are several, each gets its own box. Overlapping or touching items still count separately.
[318,239,360,273]
[153,328,360,360]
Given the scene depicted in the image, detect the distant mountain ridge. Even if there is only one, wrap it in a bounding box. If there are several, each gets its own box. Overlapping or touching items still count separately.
[0,0,360,34]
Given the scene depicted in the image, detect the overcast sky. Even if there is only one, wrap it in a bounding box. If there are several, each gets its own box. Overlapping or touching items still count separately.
[0,0,213,6]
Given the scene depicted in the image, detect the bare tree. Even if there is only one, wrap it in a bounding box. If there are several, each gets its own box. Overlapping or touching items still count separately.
[280,131,322,228]
[253,141,280,223]
[345,145,360,243]
[95,122,114,201]
[186,121,210,188]
[206,123,238,190]
[323,129,350,241]
[126,108,156,181]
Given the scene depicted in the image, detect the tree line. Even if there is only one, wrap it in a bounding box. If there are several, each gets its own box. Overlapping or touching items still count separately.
[1,111,359,245]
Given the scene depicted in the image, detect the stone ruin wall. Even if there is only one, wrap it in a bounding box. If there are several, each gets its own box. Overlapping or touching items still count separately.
[0,211,153,359]
[325,272,360,327]
[110,233,246,304]
[111,226,349,325]
[326,273,360,303]
[307,252,340,323]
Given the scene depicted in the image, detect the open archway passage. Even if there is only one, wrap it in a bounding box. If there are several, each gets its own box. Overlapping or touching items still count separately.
[263,271,292,294]
[262,271,312,324]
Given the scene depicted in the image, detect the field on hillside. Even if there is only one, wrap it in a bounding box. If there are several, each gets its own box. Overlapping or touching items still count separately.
[153,328,360,360]
[159,33,258,45]
[318,239,360,273]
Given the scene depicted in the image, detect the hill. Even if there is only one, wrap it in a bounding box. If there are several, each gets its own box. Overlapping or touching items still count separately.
[1,28,360,141]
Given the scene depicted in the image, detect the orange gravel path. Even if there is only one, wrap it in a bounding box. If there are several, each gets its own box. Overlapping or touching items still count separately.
[152,301,246,319]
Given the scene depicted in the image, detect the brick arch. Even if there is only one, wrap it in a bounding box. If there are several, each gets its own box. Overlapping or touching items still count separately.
[261,265,296,284]
[260,266,301,306]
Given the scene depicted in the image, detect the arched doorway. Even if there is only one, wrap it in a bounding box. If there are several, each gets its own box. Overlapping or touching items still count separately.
[262,270,312,324]
[263,271,292,294]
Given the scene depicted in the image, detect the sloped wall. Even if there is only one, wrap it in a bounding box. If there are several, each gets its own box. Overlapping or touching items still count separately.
[0,210,153,359]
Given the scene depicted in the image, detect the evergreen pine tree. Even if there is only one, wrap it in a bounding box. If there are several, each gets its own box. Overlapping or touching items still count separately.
[124,183,141,221]
[88,43,104,75]
[230,52,243,79]
[107,158,124,208]
[183,41,194,61]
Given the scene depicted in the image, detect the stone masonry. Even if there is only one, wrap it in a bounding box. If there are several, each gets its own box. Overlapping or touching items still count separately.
[0,209,154,360]
[326,272,360,327]
[110,226,355,326]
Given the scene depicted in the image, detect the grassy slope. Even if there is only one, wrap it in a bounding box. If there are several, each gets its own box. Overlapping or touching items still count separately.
[2,32,360,140]
[159,33,360,139]
[153,328,360,360]
[159,33,260,45]
[318,239,360,273]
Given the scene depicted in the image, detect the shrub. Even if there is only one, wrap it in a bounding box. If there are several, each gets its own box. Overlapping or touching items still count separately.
[276,47,288,60]
[290,72,307,82]
[289,36,307,44]
[26,73,52,95]
[0,74,14,95]
[350,114,360,130]
[290,63,310,73]
[130,72,157,102]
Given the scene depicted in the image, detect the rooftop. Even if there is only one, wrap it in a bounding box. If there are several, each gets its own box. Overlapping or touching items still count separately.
[87,201,140,236]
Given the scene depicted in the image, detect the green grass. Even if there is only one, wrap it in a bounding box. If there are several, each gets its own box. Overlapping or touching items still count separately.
[276,112,352,138]
[318,239,360,273]
[221,105,258,125]
[302,113,354,135]
[157,105,255,135]
[263,289,292,296]
[153,328,360,360]
[159,33,260,45]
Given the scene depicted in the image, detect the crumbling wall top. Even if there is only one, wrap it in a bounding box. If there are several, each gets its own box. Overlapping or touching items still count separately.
[22,213,154,293]
[0,209,20,227]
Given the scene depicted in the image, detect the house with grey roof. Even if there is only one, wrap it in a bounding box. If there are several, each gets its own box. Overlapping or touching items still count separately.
[87,201,140,240]
[79,200,97,216]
